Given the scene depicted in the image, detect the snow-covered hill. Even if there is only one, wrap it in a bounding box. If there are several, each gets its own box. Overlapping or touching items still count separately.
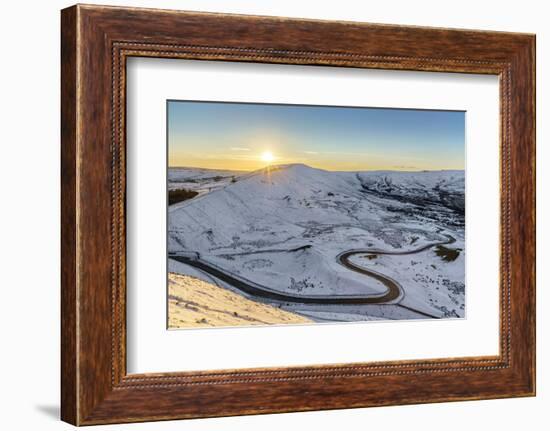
[357,170,465,218]
[168,166,245,194]
[168,164,465,322]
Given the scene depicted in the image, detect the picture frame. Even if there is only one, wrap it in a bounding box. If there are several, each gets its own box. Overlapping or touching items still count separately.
[61,4,535,425]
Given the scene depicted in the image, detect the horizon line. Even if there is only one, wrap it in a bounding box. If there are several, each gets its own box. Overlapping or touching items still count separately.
[168,162,465,173]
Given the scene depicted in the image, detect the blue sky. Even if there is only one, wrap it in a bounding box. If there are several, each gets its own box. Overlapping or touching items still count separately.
[168,100,465,171]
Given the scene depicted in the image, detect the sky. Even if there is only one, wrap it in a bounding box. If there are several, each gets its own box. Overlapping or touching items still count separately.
[168,100,465,171]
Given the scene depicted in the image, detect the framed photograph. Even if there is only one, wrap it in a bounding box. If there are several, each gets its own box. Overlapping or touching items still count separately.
[61,4,536,425]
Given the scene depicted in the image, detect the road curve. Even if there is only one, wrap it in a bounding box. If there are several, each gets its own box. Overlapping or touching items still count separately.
[170,234,456,309]
[337,234,456,304]
[170,255,387,305]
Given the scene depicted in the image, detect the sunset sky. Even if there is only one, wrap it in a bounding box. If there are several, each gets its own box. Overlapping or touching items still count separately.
[168,100,465,172]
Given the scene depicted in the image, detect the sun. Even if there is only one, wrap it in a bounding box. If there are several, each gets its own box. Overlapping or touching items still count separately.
[261,151,275,163]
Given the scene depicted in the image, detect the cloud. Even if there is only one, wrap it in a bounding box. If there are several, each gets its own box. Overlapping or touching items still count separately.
[230,147,251,151]
[304,151,319,155]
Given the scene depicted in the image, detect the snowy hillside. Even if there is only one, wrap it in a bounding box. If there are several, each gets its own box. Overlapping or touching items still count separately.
[168,166,246,194]
[168,164,465,322]
[356,170,465,225]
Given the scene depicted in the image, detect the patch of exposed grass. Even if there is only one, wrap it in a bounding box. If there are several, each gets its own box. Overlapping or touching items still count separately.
[362,254,378,260]
[434,245,461,262]
[169,188,199,205]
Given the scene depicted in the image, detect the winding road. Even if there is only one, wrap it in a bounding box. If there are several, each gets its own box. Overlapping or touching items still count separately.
[337,234,456,303]
[169,234,456,317]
